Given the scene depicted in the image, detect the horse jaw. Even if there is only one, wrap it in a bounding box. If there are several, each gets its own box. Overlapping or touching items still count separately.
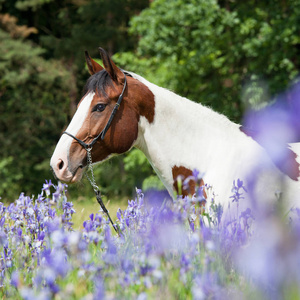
[50,92,95,183]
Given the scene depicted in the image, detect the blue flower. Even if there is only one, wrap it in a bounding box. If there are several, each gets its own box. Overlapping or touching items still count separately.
[93,272,105,299]
[42,180,53,196]
[0,217,5,228]
[11,270,20,288]
[230,179,247,203]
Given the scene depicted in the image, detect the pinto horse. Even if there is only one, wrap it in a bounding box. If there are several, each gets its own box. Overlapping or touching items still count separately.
[51,48,300,208]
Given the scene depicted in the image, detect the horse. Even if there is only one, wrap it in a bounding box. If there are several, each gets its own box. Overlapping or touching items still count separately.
[50,48,300,209]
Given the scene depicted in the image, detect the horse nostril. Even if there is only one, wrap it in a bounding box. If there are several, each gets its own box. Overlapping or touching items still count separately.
[58,159,64,170]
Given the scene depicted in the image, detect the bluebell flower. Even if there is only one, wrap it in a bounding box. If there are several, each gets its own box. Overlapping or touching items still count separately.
[230,180,247,203]
[243,81,300,180]
[3,247,12,268]
[0,217,5,228]
[93,272,105,299]
[20,287,51,300]
[36,194,45,203]
[0,203,6,215]
[42,180,53,196]
[116,208,122,221]
[192,273,221,300]
[137,292,147,300]
[11,270,20,288]
[192,169,200,180]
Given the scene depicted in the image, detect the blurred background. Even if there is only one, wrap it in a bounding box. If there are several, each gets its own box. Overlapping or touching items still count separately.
[1,0,299,201]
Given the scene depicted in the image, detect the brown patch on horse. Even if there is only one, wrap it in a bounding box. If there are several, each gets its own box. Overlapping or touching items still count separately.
[99,47,155,124]
[127,76,155,124]
[240,126,300,181]
[70,90,140,165]
[68,48,155,168]
[172,166,207,198]
[277,148,300,181]
[69,82,154,167]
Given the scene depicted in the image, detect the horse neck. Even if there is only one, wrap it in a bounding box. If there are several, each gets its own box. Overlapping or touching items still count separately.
[130,74,300,208]
[133,75,242,193]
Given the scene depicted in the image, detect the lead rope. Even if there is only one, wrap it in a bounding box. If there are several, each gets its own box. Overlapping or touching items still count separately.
[63,71,128,235]
[86,148,120,235]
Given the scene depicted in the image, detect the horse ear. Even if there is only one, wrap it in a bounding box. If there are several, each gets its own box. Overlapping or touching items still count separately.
[85,51,103,75]
[98,47,124,83]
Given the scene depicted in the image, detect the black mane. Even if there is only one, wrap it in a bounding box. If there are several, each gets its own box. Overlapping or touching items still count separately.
[82,70,114,98]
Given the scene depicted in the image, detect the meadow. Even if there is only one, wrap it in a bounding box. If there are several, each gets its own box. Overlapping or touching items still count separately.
[1,174,300,300]
[71,196,128,231]
[2,2,300,299]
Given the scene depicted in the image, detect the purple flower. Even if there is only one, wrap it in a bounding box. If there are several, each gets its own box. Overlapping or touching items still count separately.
[240,208,255,230]
[243,81,300,180]
[36,194,45,203]
[42,180,53,196]
[121,258,134,273]
[0,217,5,228]
[17,227,23,238]
[116,209,122,221]
[39,247,69,280]
[20,287,50,300]
[189,221,195,232]
[193,186,206,205]
[93,272,105,299]
[3,247,12,268]
[192,169,200,180]
[11,270,20,288]
[230,180,247,203]
[90,213,94,222]
[0,203,6,215]
[192,273,221,299]
[180,253,191,275]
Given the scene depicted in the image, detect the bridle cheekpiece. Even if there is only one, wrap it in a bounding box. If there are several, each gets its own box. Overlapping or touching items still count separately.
[62,70,128,151]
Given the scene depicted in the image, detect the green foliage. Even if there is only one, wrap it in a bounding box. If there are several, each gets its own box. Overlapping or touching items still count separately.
[79,150,159,199]
[0,29,72,199]
[15,0,55,11]
[117,0,300,121]
[1,0,300,200]
[124,149,165,191]
[0,157,23,197]
[142,175,165,191]
[0,1,150,200]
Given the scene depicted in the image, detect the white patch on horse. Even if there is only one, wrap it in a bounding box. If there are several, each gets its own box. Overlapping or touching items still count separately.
[50,92,94,166]
[131,72,300,208]
[66,92,94,136]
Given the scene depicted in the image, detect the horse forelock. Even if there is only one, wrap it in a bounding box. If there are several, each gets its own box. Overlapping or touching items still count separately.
[82,70,114,99]
[82,70,156,125]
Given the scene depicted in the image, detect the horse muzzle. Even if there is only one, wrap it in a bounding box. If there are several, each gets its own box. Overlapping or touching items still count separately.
[50,153,85,183]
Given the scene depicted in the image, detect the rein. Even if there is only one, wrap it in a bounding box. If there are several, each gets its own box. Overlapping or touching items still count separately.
[63,71,128,234]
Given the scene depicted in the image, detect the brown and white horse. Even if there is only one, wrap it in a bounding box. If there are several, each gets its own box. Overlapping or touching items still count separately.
[50,48,300,208]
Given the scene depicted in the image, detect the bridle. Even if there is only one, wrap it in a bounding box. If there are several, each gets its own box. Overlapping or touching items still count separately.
[62,71,129,234]
[63,71,127,150]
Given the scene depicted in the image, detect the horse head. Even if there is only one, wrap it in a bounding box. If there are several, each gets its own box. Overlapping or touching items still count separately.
[50,48,155,183]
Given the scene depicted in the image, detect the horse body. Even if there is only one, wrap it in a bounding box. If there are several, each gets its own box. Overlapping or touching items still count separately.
[50,48,300,209]
[130,72,300,206]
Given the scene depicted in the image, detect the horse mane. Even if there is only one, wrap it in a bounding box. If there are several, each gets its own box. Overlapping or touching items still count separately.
[82,70,114,99]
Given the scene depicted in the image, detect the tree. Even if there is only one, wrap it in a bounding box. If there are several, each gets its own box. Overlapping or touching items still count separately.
[0,1,151,200]
[0,15,73,199]
[116,0,300,122]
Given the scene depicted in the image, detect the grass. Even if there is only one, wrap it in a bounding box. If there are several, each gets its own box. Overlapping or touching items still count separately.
[71,195,129,229]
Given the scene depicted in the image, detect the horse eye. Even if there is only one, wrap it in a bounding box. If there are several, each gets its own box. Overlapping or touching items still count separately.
[94,103,106,112]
